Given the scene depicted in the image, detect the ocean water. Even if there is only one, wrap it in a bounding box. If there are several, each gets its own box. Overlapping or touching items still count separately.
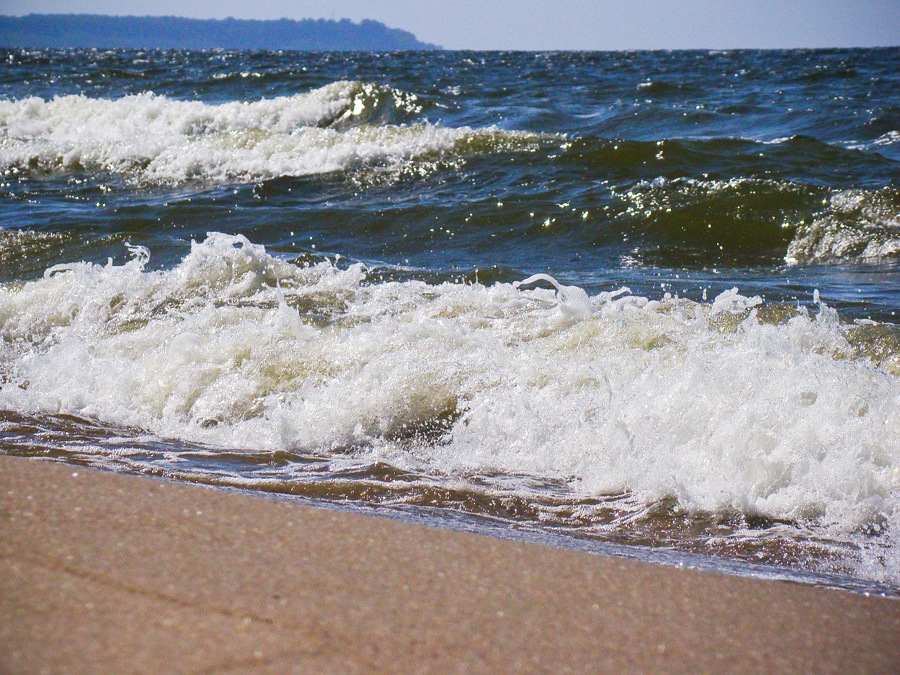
[1,48,898,594]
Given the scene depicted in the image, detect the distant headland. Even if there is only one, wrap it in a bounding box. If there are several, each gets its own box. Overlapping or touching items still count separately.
[0,14,441,51]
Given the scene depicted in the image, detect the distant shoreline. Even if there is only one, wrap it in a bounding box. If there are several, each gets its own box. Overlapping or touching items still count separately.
[0,14,441,51]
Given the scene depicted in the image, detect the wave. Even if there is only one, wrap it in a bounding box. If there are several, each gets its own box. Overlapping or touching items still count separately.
[0,229,72,273]
[610,176,900,266]
[0,82,540,183]
[1,233,897,582]
[561,134,896,183]
[786,188,900,264]
[472,135,898,268]
[2,79,897,268]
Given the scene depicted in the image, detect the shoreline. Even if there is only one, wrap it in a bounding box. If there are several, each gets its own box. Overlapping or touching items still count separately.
[2,454,898,672]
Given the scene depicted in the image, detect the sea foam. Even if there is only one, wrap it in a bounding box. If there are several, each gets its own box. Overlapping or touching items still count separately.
[0,83,536,182]
[1,234,897,580]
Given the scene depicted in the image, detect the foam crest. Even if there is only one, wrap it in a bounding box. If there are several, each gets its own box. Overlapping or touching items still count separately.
[1,235,898,581]
[618,177,900,265]
[786,188,900,264]
[0,84,534,182]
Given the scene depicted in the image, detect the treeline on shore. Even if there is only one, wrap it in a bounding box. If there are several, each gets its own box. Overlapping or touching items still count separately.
[0,14,440,50]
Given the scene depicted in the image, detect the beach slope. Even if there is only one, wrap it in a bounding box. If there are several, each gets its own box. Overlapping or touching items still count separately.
[1,454,897,673]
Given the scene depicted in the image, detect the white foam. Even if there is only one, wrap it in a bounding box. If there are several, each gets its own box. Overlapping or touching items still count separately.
[1,234,898,582]
[847,130,900,152]
[0,83,537,183]
[786,188,900,264]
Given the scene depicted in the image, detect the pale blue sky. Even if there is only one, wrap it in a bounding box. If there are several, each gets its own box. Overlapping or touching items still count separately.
[2,0,898,50]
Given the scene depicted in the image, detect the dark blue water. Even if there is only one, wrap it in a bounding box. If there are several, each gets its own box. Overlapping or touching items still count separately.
[1,48,898,593]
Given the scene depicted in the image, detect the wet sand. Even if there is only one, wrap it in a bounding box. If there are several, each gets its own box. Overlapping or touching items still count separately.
[1,454,897,673]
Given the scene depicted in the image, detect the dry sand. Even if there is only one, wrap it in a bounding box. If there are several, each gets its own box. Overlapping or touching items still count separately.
[1,454,897,673]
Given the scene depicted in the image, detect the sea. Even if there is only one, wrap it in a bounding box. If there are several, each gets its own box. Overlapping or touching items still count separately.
[1,48,898,595]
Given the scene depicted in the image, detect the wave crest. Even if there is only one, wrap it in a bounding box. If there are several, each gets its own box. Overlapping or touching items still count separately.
[0,82,538,183]
[786,188,900,264]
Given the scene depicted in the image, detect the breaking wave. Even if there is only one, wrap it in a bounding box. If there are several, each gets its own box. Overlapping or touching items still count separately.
[1,234,897,584]
[0,82,540,182]
[614,176,900,266]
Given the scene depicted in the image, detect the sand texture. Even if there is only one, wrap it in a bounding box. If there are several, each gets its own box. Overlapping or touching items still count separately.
[1,454,898,673]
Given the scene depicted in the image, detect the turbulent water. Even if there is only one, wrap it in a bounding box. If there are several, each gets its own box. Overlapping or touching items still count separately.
[1,48,898,593]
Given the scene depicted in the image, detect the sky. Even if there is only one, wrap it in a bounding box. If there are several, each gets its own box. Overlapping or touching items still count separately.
[2,0,898,50]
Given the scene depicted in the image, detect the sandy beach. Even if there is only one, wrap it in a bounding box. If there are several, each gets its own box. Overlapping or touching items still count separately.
[1,453,897,673]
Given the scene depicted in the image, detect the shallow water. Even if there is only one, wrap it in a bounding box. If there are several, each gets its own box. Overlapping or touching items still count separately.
[1,48,898,594]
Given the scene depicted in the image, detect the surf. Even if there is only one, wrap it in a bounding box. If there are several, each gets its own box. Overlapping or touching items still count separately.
[1,234,897,586]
